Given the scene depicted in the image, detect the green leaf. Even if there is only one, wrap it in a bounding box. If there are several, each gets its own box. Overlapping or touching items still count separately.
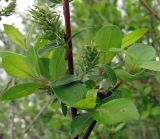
[104,66,117,85]
[61,102,67,117]
[53,83,88,106]
[71,113,93,137]
[35,38,51,50]
[52,75,81,87]
[151,106,160,116]
[125,43,156,69]
[93,98,139,125]
[95,25,122,63]
[25,24,36,49]
[1,83,42,100]
[72,89,98,109]
[38,43,57,56]
[38,58,50,79]
[115,69,153,81]
[122,28,148,48]
[0,51,19,57]
[3,24,24,49]
[139,61,160,71]
[49,47,67,80]
[2,54,34,78]
[115,69,132,80]
[26,47,40,76]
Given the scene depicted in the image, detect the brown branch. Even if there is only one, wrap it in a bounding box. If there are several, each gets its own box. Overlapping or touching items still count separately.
[82,120,97,139]
[140,0,160,21]
[63,1,78,139]
[82,66,136,138]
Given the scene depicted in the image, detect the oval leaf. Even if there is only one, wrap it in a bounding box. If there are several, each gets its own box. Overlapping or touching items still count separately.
[95,25,122,63]
[3,24,24,49]
[93,98,139,125]
[1,83,42,100]
[122,28,147,48]
[2,54,34,78]
[53,83,88,106]
[49,47,67,80]
[125,43,156,68]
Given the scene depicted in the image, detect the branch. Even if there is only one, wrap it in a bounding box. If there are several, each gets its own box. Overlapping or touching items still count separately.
[82,79,125,139]
[140,0,160,21]
[82,120,97,139]
[9,101,15,139]
[21,99,53,138]
[63,1,78,139]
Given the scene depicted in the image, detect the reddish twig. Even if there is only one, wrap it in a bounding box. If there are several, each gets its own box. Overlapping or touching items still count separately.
[63,1,78,139]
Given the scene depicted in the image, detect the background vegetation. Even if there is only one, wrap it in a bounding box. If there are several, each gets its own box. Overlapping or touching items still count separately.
[0,0,160,139]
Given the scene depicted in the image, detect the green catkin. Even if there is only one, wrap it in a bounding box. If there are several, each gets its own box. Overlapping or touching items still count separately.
[29,6,64,44]
[81,45,100,74]
[0,0,16,17]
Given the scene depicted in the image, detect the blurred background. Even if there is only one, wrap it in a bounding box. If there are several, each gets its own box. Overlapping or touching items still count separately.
[0,0,160,139]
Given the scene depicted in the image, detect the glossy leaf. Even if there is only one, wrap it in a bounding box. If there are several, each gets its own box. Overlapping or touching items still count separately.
[93,98,139,125]
[49,47,67,80]
[53,83,88,106]
[1,83,42,100]
[3,24,24,48]
[71,113,93,137]
[95,25,122,63]
[122,28,147,48]
[2,54,34,78]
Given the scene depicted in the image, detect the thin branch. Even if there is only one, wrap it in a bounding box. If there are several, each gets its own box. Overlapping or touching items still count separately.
[8,79,16,139]
[21,99,53,138]
[82,68,134,138]
[140,0,160,21]
[9,101,15,139]
[82,120,97,139]
[63,1,78,139]
[111,80,124,92]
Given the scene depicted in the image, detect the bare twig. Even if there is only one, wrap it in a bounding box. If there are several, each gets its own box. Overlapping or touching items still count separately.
[9,101,15,139]
[21,99,54,138]
[140,0,160,21]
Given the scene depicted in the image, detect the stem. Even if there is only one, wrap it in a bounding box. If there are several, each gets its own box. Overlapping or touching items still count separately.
[140,0,160,21]
[82,120,97,139]
[21,99,53,138]
[63,1,78,139]
[9,101,15,139]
